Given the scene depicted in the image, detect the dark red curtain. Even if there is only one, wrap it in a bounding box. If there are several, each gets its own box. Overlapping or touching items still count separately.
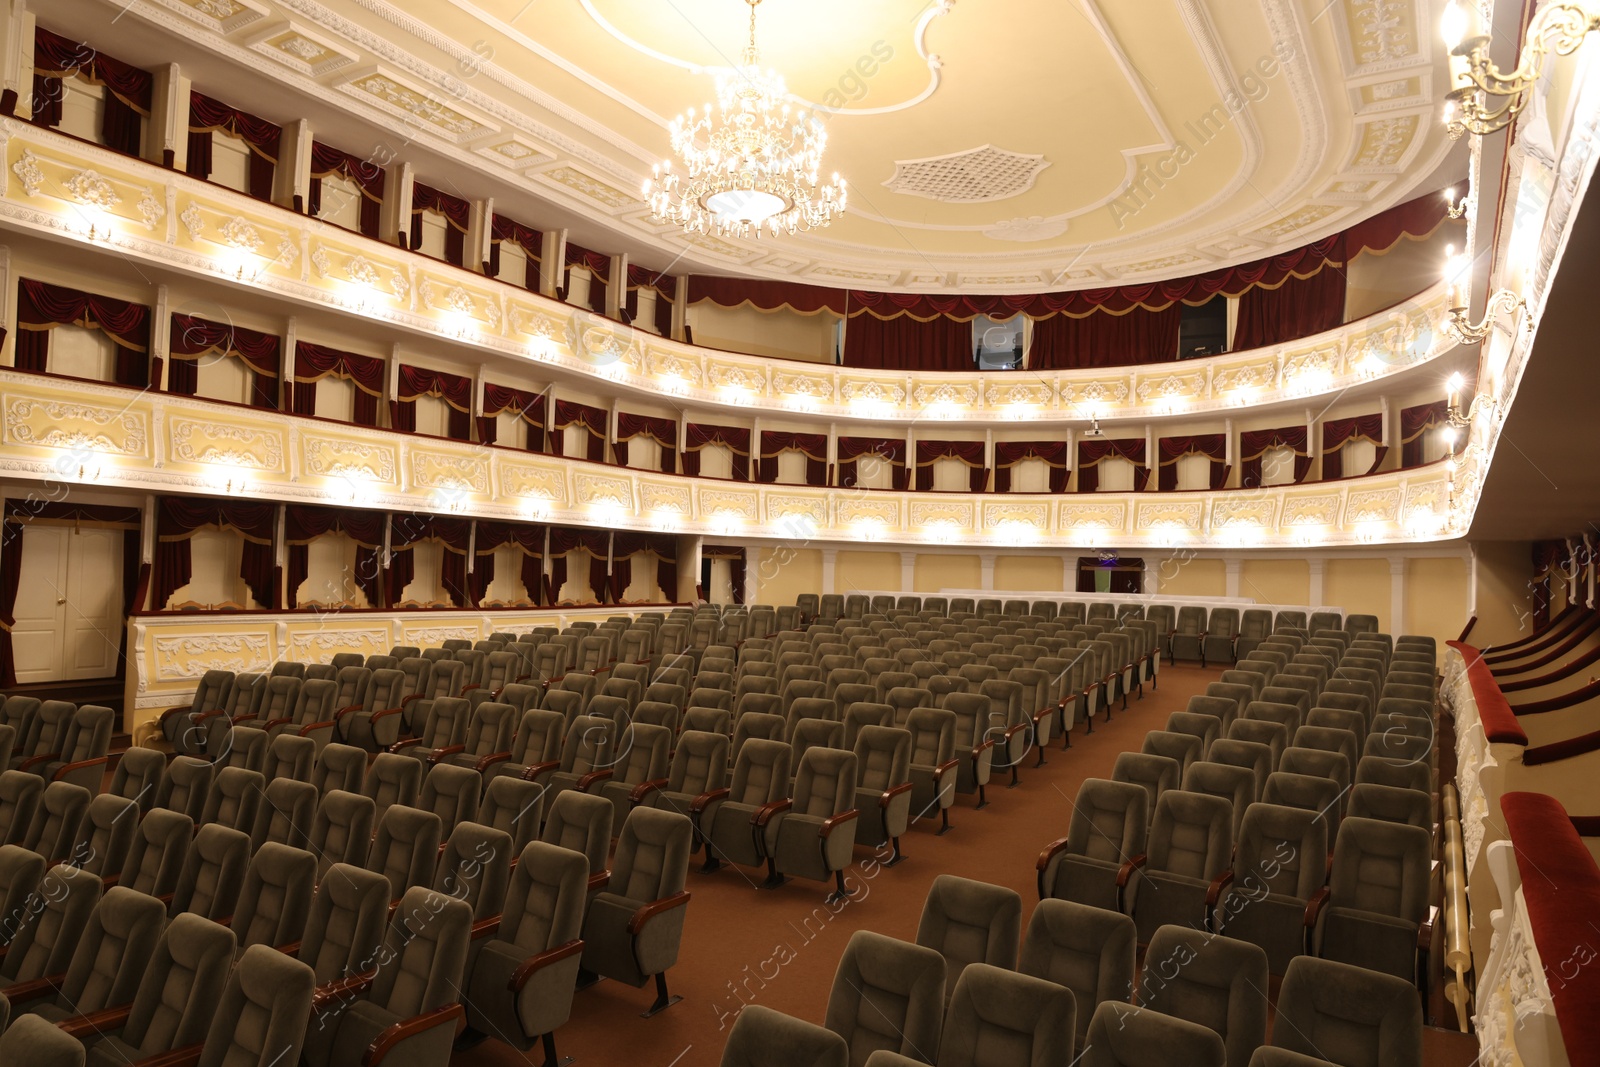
[683,424,751,480]
[480,385,546,450]
[759,431,827,485]
[626,264,676,337]
[1322,414,1386,480]
[473,521,544,606]
[915,441,988,492]
[17,279,150,387]
[291,342,383,425]
[843,313,973,371]
[837,437,906,490]
[1157,434,1228,492]
[168,314,279,408]
[1029,306,1182,369]
[0,517,21,687]
[392,365,472,439]
[1401,400,1449,468]
[564,242,611,314]
[488,215,542,286]
[993,441,1068,493]
[308,142,384,237]
[616,413,677,472]
[31,28,149,156]
[409,182,469,266]
[549,527,609,604]
[553,400,607,462]
[1231,255,1348,351]
[705,546,747,605]
[1239,427,1311,488]
[387,515,470,607]
[186,91,279,201]
[1077,439,1149,494]
[286,506,386,609]
[154,498,276,610]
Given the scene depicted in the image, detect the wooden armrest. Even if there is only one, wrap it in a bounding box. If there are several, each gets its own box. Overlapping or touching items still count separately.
[474,752,514,773]
[363,1003,464,1067]
[1418,905,1438,951]
[426,744,466,765]
[520,760,561,782]
[277,939,301,957]
[753,798,793,827]
[370,707,404,724]
[931,758,960,783]
[509,939,584,992]
[401,694,425,707]
[312,969,377,1013]
[192,710,228,726]
[1303,886,1331,928]
[629,778,669,804]
[879,781,913,807]
[335,703,365,716]
[819,809,859,837]
[262,716,294,732]
[689,787,730,815]
[18,752,59,772]
[57,1003,133,1039]
[128,1042,205,1067]
[1036,836,1071,873]
[628,892,690,935]
[1205,870,1235,907]
[470,917,500,941]
[1,973,62,1003]
[461,684,482,694]
[389,738,424,752]
[1116,854,1147,889]
[971,738,997,758]
[587,870,610,893]
[576,768,615,790]
[51,755,109,781]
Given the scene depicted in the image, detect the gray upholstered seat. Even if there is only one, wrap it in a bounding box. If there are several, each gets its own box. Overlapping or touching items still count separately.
[579,807,693,1016]
[109,748,164,814]
[1139,924,1268,1067]
[366,804,442,903]
[1020,898,1135,1054]
[1141,730,1201,775]
[824,930,944,1067]
[1217,802,1329,975]
[1037,778,1146,914]
[186,944,316,1067]
[1166,711,1219,758]
[262,733,315,783]
[1132,790,1233,943]
[170,824,249,920]
[701,738,790,872]
[419,763,482,838]
[299,863,390,988]
[477,776,546,857]
[5,885,165,1030]
[198,766,263,835]
[0,846,44,952]
[865,963,1074,1067]
[0,1014,86,1066]
[361,752,422,827]
[905,708,958,835]
[851,726,912,865]
[765,746,858,899]
[308,789,374,881]
[1183,761,1257,840]
[153,756,213,822]
[726,1004,848,1067]
[231,842,316,955]
[1311,817,1432,988]
[119,808,192,896]
[0,863,99,1000]
[915,875,1021,1001]
[20,781,89,865]
[1080,1000,1225,1067]
[1266,956,1423,1067]
[312,742,366,797]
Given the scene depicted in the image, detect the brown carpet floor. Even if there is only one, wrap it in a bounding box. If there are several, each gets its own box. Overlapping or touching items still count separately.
[458,662,1482,1067]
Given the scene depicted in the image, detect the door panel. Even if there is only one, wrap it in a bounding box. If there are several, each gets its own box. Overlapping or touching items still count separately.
[63,527,122,678]
[11,526,67,683]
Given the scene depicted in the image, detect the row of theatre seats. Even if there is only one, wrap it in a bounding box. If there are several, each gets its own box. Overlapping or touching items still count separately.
[715,625,1442,1067]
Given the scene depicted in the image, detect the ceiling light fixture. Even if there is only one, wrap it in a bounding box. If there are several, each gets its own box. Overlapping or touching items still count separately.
[644,0,847,239]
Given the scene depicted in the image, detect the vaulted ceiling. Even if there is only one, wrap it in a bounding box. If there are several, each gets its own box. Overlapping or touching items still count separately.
[99,0,1464,291]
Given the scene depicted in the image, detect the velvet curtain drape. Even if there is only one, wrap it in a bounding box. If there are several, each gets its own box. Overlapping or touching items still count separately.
[291,341,383,425]
[488,215,542,286]
[548,527,610,604]
[612,533,675,602]
[1401,400,1449,468]
[1321,413,1386,480]
[615,413,677,472]
[992,441,1069,493]
[842,312,974,371]
[836,437,907,490]
[16,278,152,387]
[682,424,751,481]
[915,440,989,492]
[0,517,22,687]
[386,515,470,607]
[31,28,150,156]
[480,386,546,450]
[285,505,385,609]
[1156,434,1229,491]
[704,545,746,605]
[552,400,608,462]
[186,91,279,200]
[154,498,277,610]
[392,365,472,439]
[1230,253,1349,351]
[167,314,280,408]
[563,242,611,314]
[1238,427,1312,488]
[1028,305,1183,369]
[626,265,676,337]
[409,183,469,265]
[472,521,545,606]
[308,142,384,237]
[1076,439,1150,493]
[758,431,828,485]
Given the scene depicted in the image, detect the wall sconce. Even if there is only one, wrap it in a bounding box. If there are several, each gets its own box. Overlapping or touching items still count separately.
[1443,1,1600,137]
[1445,288,1526,344]
[523,495,551,520]
[1443,185,1473,220]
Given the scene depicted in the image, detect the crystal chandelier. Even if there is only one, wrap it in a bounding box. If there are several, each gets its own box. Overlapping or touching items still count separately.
[643,0,847,239]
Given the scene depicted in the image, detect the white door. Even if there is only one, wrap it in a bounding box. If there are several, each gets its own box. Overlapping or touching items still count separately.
[11,525,124,683]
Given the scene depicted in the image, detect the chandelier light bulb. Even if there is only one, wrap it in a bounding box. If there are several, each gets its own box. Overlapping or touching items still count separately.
[1441,1,1467,49]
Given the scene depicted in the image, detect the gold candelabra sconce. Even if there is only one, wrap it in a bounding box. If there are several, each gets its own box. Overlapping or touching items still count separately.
[1443,1,1600,138]
[1445,289,1526,345]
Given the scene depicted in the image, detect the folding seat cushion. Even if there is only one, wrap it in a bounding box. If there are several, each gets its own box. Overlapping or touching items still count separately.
[1138,924,1268,1067]
[1016,900,1135,1054]
[1132,790,1234,943]
[1110,753,1179,827]
[1037,778,1147,913]
[580,808,693,1015]
[1310,818,1432,985]
[2,1013,87,1066]
[822,930,944,1067]
[915,875,1021,998]
[1267,956,1423,1067]
[1080,1000,1226,1067]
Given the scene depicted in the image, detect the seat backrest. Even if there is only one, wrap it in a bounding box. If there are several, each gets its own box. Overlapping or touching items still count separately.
[1181,762,1255,838]
[312,743,366,796]
[1,862,100,984]
[361,753,423,824]
[262,734,315,783]
[58,885,168,1017]
[540,790,614,878]
[309,789,375,880]
[1262,771,1344,839]
[366,886,471,1019]
[1148,790,1232,880]
[121,808,194,896]
[110,747,165,813]
[17,700,73,762]
[1138,924,1269,1067]
[118,911,236,1056]
[940,962,1076,1067]
[434,822,512,920]
[0,844,45,947]
[1019,898,1135,1047]
[667,730,729,794]
[233,842,317,954]
[200,767,264,834]
[250,777,317,853]
[57,704,113,765]
[793,747,857,819]
[609,806,691,904]
[1329,816,1430,924]
[419,764,482,837]
[23,780,90,864]
[825,929,946,1065]
[293,678,338,726]
[727,737,792,806]
[196,943,316,1067]
[1234,801,1327,903]
[368,805,443,901]
[300,862,390,983]
[915,875,1022,992]
[1067,778,1148,864]
[906,708,956,769]
[1272,955,1422,1067]
[498,840,587,956]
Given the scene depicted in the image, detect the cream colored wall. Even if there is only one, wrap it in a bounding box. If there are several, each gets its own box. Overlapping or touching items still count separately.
[838,550,900,594]
[1239,558,1309,606]
[1471,540,1538,648]
[915,554,982,593]
[757,547,823,605]
[688,302,839,363]
[1157,555,1226,597]
[1405,555,1470,650]
[1345,225,1462,321]
[994,555,1064,592]
[1324,558,1392,630]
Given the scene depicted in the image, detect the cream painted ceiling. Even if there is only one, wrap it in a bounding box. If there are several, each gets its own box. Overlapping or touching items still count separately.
[114,0,1462,292]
